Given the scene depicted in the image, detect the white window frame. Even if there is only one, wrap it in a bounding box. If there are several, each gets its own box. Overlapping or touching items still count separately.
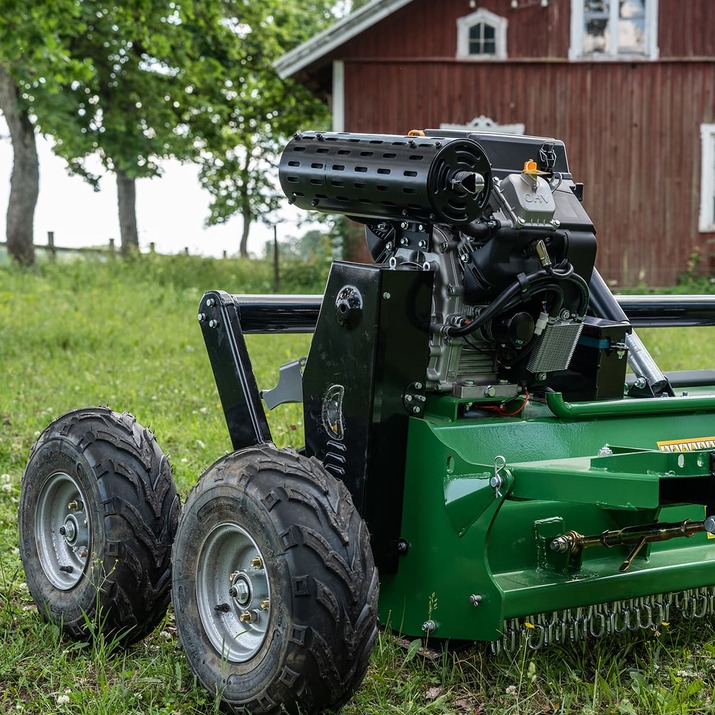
[456,9,508,60]
[440,115,525,135]
[700,123,715,233]
[569,0,659,61]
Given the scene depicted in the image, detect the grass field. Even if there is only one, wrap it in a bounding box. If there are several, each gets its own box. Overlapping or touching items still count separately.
[3,255,715,714]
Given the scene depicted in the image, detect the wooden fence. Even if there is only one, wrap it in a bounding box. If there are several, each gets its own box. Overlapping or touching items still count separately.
[0,232,231,261]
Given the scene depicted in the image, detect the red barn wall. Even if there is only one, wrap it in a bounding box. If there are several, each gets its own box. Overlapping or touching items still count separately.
[304,0,715,285]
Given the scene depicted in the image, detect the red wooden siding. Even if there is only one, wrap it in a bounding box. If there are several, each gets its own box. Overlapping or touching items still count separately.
[341,60,714,286]
[293,0,715,285]
[324,0,714,64]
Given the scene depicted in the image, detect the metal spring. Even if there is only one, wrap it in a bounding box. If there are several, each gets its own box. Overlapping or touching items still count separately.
[490,587,715,654]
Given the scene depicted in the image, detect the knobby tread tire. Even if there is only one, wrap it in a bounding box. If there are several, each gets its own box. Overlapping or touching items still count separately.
[19,407,180,644]
[172,445,379,715]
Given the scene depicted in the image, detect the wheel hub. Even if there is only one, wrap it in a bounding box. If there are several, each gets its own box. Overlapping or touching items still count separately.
[35,471,92,591]
[229,573,252,607]
[197,522,272,663]
[60,515,79,544]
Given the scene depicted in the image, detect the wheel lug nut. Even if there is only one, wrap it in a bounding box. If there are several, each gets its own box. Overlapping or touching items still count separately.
[68,501,78,511]
[250,557,263,569]
[260,600,270,610]
[239,612,252,623]
[78,547,88,559]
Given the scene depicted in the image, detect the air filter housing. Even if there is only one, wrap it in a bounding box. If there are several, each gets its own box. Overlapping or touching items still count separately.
[279,131,491,225]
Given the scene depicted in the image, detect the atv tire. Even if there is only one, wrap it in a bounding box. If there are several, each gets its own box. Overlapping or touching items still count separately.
[19,407,180,644]
[172,445,378,715]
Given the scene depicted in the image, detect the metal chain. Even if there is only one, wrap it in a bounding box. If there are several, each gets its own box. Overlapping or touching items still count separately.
[490,587,715,654]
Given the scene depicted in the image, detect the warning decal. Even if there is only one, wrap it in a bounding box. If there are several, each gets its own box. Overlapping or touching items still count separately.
[657,436,715,452]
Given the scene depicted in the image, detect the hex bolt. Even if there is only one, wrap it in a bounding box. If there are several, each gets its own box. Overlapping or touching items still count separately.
[400,237,409,247]
[208,319,219,329]
[633,377,647,389]
[412,406,421,414]
[383,292,391,300]
[400,222,409,230]
[705,516,715,535]
[470,594,483,607]
[250,557,263,569]
[489,475,503,492]
[484,385,496,398]
[415,382,423,390]
[197,313,206,323]
[560,309,571,320]
[405,394,413,403]
[422,620,436,633]
[550,536,571,553]
[537,373,547,382]
[397,539,409,554]
[206,298,215,307]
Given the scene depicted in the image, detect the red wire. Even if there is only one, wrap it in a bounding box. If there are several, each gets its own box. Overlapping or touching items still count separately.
[482,391,529,417]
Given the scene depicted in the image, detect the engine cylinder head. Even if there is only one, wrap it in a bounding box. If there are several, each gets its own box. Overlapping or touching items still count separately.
[279,131,491,225]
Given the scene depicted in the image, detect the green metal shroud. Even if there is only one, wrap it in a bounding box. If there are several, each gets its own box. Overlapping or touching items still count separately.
[378,392,715,641]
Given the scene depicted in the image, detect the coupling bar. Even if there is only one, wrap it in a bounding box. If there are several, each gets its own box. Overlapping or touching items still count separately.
[551,518,715,573]
[616,294,715,328]
[230,294,322,333]
[223,291,715,334]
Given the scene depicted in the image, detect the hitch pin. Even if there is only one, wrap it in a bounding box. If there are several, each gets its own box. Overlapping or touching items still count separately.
[490,455,506,498]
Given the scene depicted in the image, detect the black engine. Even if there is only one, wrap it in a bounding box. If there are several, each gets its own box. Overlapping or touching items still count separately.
[279,130,601,398]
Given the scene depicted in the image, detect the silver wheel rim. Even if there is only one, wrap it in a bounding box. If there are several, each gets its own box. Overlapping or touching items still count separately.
[35,471,92,590]
[197,522,271,663]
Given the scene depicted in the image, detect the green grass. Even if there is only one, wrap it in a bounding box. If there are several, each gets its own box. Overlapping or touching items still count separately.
[2,255,715,714]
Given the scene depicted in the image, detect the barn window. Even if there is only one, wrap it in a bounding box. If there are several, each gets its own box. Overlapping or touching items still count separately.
[456,9,507,60]
[700,124,715,233]
[570,0,659,60]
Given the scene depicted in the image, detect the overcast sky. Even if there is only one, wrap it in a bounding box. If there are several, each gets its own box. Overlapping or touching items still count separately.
[0,117,280,258]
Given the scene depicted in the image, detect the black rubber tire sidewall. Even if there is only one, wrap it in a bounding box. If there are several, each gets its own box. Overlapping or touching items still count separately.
[19,407,180,643]
[172,446,378,715]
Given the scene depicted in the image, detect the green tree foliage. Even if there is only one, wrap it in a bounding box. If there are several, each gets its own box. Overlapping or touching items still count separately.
[0,1,90,264]
[41,1,247,253]
[194,1,334,257]
[1,0,340,262]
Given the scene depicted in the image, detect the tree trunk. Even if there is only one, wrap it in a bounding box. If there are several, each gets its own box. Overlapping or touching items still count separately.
[116,169,139,254]
[240,205,251,258]
[0,65,38,265]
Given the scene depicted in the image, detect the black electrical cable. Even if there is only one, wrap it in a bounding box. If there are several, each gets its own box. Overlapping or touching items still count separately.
[447,280,565,337]
[445,259,588,338]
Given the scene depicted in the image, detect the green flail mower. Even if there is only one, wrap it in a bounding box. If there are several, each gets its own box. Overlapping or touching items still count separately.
[17,128,715,714]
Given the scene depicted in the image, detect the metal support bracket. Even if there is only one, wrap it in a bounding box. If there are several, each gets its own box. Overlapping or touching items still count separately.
[262,358,306,409]
[199,290,272,451]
